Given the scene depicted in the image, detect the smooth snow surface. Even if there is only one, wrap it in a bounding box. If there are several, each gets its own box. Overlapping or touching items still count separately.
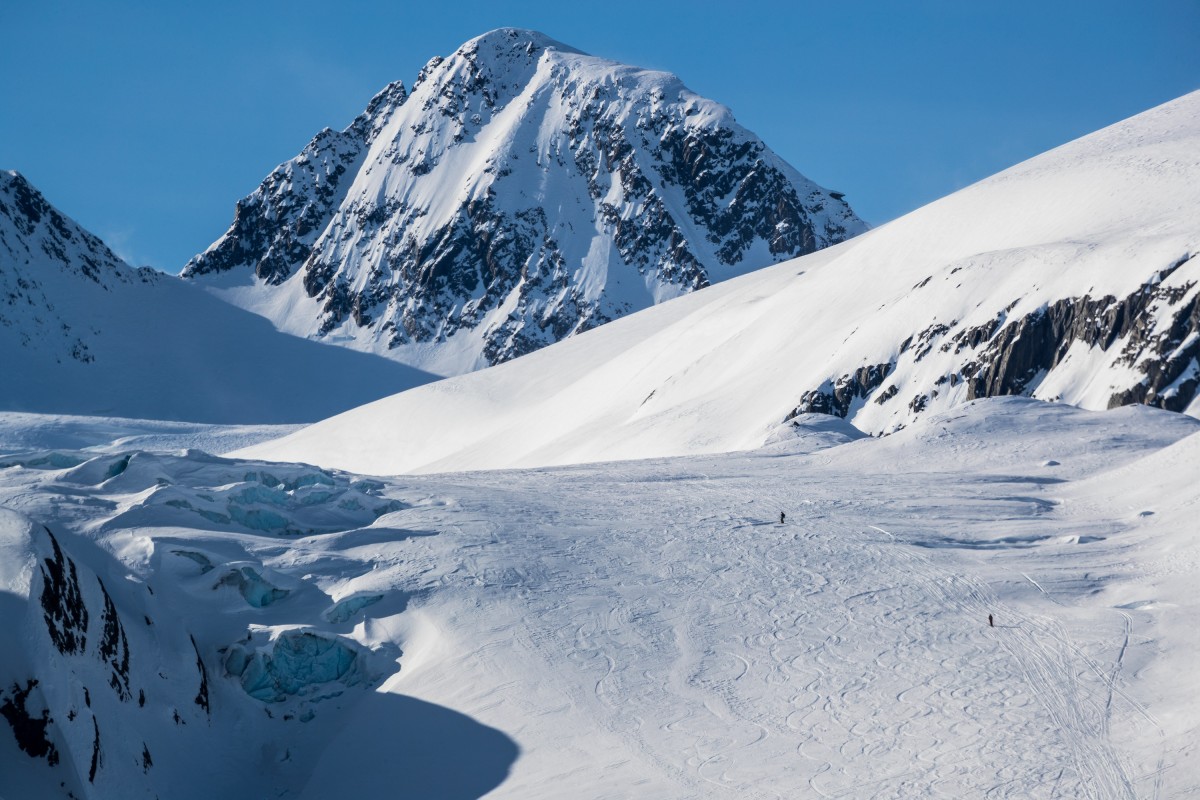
[0,399,1197,798]
[239,91,1200,475]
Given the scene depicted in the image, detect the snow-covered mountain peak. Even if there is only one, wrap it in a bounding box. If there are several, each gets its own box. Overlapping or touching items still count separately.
[183,31,865,375]
[1,170,149,367]
[430,27,587,78]
[240,91,1200,475]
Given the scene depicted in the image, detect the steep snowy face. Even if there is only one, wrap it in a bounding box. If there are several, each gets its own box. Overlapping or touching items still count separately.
[239,91,1200,475]
[0,174,435,423]
[183,28,866,374]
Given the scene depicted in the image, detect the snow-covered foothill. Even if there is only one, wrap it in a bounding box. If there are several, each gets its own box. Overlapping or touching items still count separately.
[0,172,437,424]
[239,91,1200,475]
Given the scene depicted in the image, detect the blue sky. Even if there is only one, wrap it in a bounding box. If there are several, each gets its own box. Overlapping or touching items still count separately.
[2,1,1196,270]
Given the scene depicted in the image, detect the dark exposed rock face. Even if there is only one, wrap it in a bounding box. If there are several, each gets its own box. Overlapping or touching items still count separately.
[788,363,894,419]
[0,680,60,765]
[97,579,132,702]
[1108,286,1199,410]
[960,258,1199,411]
[39,530,89,656]
[183,29,866,372]
[191,635,210,716]
[784,255,1199,431]
[88,715,101,783]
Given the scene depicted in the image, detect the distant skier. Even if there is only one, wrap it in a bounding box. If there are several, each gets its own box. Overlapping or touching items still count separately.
[988,614,994,628]
[780,511,786,524]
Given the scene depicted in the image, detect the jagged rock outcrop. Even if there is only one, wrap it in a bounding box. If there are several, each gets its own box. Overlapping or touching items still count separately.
[783,254,1199,433]
[788,363,894,419]
[197,82,408,287]
[960,257,1200,412]
[39,530,90,656]
[183,28,866,374]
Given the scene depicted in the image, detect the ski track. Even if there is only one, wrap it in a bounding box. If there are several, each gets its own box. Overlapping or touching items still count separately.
[413,467,1143,799]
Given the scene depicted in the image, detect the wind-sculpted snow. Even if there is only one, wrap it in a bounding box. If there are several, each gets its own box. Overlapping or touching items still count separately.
[184,28,865,375]
[241,91,1200,475]
[0,400,1197,797]
[323,593,384,624]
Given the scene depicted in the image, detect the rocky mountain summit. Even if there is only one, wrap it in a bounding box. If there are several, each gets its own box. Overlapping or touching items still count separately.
[183,28,866,375]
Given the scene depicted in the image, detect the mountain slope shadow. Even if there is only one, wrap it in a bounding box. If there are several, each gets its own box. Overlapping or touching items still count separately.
[299,692,519,799]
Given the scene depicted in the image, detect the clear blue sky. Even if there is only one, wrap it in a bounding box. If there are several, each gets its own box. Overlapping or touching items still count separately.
[2,1,1196,270]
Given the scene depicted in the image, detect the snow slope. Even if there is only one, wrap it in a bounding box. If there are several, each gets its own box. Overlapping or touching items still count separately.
[0,171,437,423]
[240,91,1200,475]
[183,28,865,375]
[1,398,1197,797]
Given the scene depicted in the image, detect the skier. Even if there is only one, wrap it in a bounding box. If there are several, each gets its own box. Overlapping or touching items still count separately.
[988,614,994,628]
[779,511,786,524]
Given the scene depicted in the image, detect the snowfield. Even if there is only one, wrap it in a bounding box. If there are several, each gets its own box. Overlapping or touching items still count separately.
[0,398,1197,798]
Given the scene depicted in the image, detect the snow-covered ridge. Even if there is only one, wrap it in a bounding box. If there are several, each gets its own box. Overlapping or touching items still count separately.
[0,170,150,365]
[0,173,436,423]
[183,28,866,375]
[240,91,1200,475]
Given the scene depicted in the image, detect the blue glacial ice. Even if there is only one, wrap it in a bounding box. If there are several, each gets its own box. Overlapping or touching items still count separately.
[324,594,384,624]
[215,566,290,608]
[224,631,367,703]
